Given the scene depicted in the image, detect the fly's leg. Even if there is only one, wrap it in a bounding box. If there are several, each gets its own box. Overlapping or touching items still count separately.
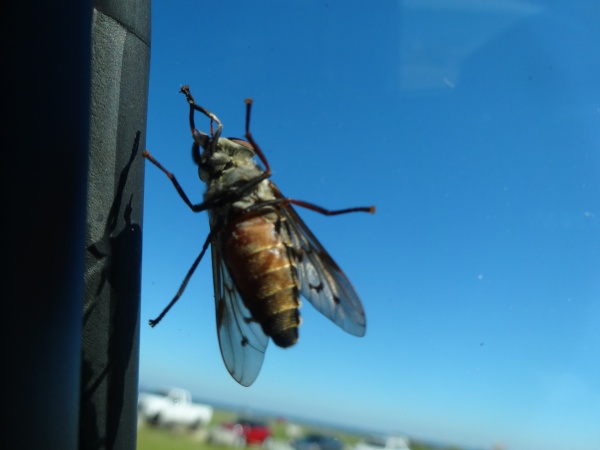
[241,98,374,216]
[142,150,210,212]
[146,87,374,216]
[144,87,277,213]
[247,197,375,216]
[181,85,272,176]
[287,199,375,215]
[243,98,271,174]
[181,85,223,142]
[143,149,271,212]
[149,230,214,327]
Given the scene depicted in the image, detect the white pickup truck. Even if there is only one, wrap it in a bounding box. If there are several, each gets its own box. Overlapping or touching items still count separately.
[138,387,213,429]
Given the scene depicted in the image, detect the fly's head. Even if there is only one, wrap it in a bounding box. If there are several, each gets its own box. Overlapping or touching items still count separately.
[181,85,261,192]
[193,129,256,185]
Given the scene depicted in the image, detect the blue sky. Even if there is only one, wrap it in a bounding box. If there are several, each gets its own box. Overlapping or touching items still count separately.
[140,1,600,449]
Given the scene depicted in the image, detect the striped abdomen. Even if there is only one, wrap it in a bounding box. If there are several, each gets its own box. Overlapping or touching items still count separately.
[222,213,301,347]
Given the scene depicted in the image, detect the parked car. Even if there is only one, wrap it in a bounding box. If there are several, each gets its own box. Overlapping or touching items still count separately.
[353,435,411,450]
[209,418,272,447]
[137,387,213,430]
[291,433,344,450]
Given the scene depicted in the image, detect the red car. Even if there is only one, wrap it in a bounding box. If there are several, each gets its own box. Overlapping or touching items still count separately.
[209,418,272,447]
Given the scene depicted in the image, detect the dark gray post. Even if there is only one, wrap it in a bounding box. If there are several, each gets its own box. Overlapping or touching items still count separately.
[80,1,150,449]
[3,2,91,450]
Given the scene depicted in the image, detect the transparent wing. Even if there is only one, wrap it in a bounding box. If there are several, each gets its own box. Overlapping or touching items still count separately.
[277,199,366,337]
[211,235,269,386]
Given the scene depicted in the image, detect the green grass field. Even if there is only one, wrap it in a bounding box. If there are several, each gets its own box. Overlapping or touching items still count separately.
[137,425,210,450]
[136,418,361,450]
[137,407,363,450]
[136,407,464,450]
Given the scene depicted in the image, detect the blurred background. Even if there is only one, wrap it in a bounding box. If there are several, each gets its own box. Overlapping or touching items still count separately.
[139,2,600,450]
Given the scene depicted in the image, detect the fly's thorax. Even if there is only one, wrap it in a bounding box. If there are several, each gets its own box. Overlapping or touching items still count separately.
[198,136,256,183]
[225,179,276,214]
[205,165,277,217]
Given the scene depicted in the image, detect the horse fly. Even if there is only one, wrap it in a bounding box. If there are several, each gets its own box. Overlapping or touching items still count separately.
[143,85,375,386]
